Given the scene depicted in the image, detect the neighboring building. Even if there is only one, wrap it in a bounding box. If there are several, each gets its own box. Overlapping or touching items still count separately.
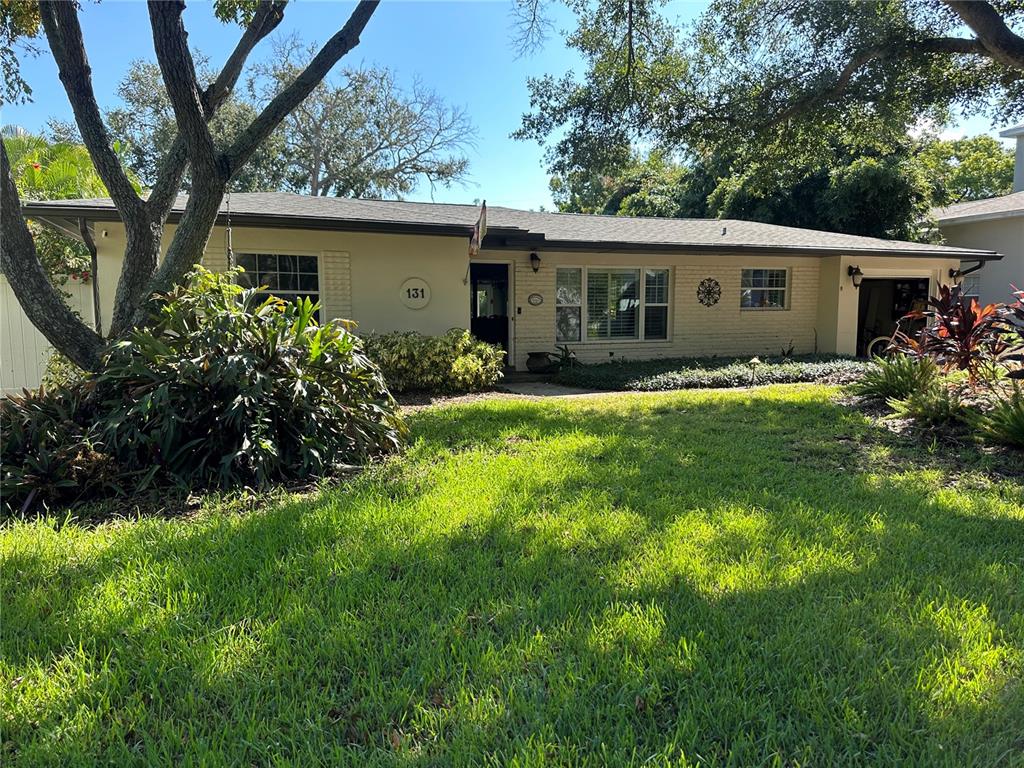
[7,193,997,388]
[934,124,1024,305]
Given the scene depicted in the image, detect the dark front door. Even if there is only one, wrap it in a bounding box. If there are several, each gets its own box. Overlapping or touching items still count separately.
[470,262,509,354]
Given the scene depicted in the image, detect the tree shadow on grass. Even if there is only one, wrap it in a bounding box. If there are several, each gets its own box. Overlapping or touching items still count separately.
[3,388,1023,765]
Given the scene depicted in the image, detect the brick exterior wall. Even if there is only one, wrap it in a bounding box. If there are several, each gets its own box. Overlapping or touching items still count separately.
[496,251,823,370]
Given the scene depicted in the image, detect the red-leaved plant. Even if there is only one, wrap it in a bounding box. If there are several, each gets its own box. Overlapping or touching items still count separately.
[1001,285,1024,380]
[891,284,1008,382]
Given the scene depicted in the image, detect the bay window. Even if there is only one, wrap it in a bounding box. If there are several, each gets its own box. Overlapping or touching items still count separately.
[555,266,670,342]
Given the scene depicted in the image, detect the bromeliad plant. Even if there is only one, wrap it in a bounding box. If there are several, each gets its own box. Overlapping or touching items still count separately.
[93,268,406,487]
[1000,286,1024,381]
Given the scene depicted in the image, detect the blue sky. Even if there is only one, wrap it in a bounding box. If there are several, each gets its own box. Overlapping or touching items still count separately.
[2,1,1012,210]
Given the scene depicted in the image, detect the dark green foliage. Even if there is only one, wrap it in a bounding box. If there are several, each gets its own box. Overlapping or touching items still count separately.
[554,355,867,391]
[0,385,115,516]
[518,0,1023,240]
[362,329,505,394]
[852,355,940,401]
[1,269,405,514]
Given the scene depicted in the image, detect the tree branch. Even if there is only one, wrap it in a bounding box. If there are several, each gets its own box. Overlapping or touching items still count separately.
[147,0,222,180]
[136,0,380,325]
[772,35,990,125]
[146,0,286,218]
[224,0,380,177]
[946,0,1024,70]
[38,1,142,216]
[1,141,104,371]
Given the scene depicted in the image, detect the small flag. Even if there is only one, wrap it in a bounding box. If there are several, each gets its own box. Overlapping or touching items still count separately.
[469,200,487,256]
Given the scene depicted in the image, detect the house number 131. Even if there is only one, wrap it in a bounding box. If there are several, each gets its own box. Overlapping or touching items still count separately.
[399,278,430,309]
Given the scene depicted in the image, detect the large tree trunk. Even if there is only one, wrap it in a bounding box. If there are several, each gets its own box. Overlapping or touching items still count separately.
[1,143,105,371]
[3,0,378,371]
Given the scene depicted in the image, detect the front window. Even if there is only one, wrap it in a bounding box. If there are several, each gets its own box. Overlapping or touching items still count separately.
[236,253,320,310]
[555,266,670,342]
[587,269,640,339]
[741,269,788,309]
[556,268,583,342]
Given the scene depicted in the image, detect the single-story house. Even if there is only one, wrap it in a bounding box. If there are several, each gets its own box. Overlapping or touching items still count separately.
[8,193,998,383]
[934,124,1024,305]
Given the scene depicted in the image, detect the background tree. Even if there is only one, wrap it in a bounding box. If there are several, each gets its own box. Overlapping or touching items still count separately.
[2,125,133,332]
[1,0,381,371]
[105,37,474,198]
[516,0,1024,231]
[106,58,288,193]
[550,132,1008,240]
[248,36,475,197]
[916,134,1015,205]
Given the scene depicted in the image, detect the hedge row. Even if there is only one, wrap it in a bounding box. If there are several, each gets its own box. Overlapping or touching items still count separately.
[554,355,869,391]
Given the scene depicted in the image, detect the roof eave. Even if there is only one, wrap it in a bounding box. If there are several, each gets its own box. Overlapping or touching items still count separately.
[935,209,1024,227]
[24,203,486,239]
[488,236,1000,260]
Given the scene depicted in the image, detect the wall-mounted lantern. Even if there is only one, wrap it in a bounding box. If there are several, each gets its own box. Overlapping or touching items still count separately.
[847,265,864,289]
[530,252,542,273]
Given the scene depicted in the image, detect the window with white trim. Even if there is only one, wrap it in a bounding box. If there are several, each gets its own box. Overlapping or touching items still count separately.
[555,266,670,342]
[644,268,669,339]
[740,268,788,309]
[236,253,320,309]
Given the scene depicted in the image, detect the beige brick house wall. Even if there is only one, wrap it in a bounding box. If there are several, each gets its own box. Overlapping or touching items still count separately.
[478,249,824,369]
[91,224,466,336]
[87,224,959,372]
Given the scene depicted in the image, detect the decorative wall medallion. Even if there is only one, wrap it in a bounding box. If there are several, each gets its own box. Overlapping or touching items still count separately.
[527,293,544,306]
[697,278,721,307]
[400,277,430,309]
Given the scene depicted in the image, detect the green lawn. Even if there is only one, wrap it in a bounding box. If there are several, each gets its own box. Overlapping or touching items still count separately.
[3,385,1024,766]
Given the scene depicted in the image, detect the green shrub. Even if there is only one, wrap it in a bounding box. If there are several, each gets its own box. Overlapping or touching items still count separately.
[971,385,1024,448]
[41,350,86,389]
[2,268,406,514]
[888,376,969,427]
[851,355,939,400]
[362,329,505,394]
[554,355,867,391]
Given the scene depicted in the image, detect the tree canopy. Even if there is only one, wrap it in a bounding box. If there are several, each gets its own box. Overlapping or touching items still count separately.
[516,0,1024,223]
[548,134,1014,240]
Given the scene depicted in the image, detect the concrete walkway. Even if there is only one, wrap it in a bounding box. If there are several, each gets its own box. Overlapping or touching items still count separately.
[497,381,602,397]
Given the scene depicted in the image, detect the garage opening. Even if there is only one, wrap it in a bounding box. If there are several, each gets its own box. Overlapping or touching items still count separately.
[856,278,930,357]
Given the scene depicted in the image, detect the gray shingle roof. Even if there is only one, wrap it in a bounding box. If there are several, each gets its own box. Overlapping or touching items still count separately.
[933,191,1024,226]
[24,191,998,259]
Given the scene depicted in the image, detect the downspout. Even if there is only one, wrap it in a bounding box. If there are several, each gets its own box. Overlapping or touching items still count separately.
[79,217,102,336]
[949,261,985,282]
